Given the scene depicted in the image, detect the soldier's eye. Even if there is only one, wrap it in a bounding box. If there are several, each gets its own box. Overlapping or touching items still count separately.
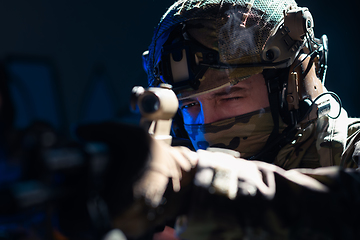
[180,102,199,110]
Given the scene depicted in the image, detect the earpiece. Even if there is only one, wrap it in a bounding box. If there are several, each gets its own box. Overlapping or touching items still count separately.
[261,7,314,68]
[262,6,328,126]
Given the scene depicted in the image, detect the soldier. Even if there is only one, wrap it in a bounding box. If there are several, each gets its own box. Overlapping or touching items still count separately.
[81,0,360,239]
[142,0,360,169]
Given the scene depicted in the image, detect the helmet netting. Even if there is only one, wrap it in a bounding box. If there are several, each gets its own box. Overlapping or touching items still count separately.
[146,0,298,87]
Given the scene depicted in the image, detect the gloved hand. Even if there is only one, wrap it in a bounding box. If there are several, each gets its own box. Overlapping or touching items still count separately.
[111,136,198,239]
[194,149,327,200]
[194,149,276,200]
[133,137,198,207]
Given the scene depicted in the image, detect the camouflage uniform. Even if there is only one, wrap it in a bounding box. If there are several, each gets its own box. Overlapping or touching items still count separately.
[183,106,360,169]
[110,114,360,240]
[177,114,360,239]
[113,0,360,239]
[143,0,360,169]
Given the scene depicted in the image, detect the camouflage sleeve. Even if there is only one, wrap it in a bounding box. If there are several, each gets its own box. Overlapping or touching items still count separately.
[180,155,360,240]
[347,118,360,137]
[341,118,360,168]
[112,148,360,240]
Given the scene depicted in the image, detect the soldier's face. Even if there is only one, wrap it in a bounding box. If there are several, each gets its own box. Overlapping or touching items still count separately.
[179,69,269,124]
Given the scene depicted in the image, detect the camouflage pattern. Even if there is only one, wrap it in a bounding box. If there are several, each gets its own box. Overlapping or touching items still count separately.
[274,108,360,170]
[182,102,359,169]
[184,107,287,159]
[175,113,360,239]
[176,18,265,100]
[341,118,360,167]
[113,129,360,239]
[176,161,360,240]
[126,0,360,238]
[173,14,284,100]
[146,0,299,98]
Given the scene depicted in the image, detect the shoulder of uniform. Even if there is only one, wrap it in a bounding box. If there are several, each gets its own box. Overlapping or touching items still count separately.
[347,117,360,137]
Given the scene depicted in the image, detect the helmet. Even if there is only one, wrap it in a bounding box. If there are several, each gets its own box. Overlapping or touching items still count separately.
[143,0,330,160]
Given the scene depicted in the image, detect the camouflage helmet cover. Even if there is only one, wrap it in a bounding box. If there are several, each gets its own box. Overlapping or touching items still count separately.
[146,0,300,98]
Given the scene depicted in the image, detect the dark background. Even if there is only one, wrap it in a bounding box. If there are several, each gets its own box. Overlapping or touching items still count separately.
[0,0,358,137]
